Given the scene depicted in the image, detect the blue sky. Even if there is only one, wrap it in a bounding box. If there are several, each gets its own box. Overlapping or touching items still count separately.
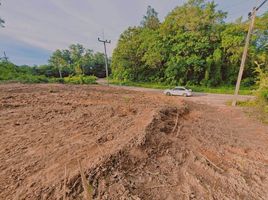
[0,0,267,65]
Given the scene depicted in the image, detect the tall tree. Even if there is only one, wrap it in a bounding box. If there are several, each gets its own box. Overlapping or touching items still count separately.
[112,27,144,81]
[48,50,68,78]
[141,6,160,30]
[160,0,226,85]
[112,1,268,86]
[69,44,85,74]
[49,44,107,78]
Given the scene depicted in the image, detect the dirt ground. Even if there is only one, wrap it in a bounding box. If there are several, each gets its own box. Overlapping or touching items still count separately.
[0,83,268,200]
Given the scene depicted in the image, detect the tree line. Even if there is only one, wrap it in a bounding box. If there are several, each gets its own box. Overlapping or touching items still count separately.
[46,44,109,78]
[0,44,109,82]
[111,0,268,87]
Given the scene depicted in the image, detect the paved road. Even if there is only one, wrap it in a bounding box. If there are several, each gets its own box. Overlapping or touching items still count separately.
[97,79,254,106]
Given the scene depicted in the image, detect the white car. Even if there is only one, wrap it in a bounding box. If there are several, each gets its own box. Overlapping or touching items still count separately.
[164,87,192,97]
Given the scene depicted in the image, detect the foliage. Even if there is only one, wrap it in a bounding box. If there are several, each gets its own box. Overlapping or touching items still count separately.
[236,62,268,124]
[49,44,108,78]
[16,74,49,83]
[141,6,160,30]
[255,62,268,105]
[111,0,268,88]
[0,60,97,85]
[49,50,70,78]
[0,61,19,80]
[63,75,97,85]
[0,61,49,83]
[109,79,252,95]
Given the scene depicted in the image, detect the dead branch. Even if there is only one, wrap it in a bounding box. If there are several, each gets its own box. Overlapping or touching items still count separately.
[78,160,93,200]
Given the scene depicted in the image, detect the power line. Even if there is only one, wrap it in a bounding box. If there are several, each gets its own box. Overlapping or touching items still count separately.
[257,0,268,10]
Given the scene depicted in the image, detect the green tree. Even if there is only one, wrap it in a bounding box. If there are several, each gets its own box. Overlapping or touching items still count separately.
[255,62,268,112]
[49,50,69,78]
[49,44,107,78]
[160,0,225,85]
[112,27,144,81]
[91,52,107,77]
[138,29,165,81]
[69,44,85,74]
[111,1,267,87]
[210,48,223,86]
[141,5,160,30]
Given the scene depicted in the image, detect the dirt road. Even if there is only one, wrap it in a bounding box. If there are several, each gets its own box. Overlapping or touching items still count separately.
[0,83,267,199]
[98,79,254,106]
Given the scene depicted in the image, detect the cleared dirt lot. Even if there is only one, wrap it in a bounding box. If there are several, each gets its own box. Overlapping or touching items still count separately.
[0,83,267,199]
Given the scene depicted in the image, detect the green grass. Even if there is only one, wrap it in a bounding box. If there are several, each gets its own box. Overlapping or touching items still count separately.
[0,75,97,85]
[109,80,254,95]
[230,100,268,124]
[0,74,49,84]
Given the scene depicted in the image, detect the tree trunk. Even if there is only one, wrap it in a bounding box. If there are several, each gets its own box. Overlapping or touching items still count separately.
[59,68,62,79]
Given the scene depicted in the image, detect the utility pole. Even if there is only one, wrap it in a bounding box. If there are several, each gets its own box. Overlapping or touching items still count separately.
[232,0,268,106]
[98,37,111,85]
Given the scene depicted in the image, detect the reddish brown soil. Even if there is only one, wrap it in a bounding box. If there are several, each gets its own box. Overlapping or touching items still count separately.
[0,84,268,200]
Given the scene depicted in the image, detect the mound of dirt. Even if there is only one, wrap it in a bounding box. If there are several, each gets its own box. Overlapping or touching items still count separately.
[76,104,268,200]
[0,84,268,200]
[0,84,183,199]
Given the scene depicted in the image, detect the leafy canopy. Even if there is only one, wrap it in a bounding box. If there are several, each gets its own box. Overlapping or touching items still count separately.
[111,0,268,87]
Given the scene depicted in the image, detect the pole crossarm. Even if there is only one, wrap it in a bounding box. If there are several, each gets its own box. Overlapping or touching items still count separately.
[98,38,111,44]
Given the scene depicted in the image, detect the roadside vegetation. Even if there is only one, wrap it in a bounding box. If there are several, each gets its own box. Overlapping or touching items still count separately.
[110,79,253,95]
[111,0,268,93]
[255,63,268,108]
[0,44,108,84]
[250,63,268,122]
[230,63,268,123]
[1,0,267,97]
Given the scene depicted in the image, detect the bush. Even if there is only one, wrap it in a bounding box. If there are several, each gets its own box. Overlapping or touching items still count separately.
[64,76,83,84]
[63,75,97,84]
[48,78,64,83]
[16,75,49,83]
[82,76,97,84]
[241,77,256,87]
[259,90,268,102]
[255,63,268,105]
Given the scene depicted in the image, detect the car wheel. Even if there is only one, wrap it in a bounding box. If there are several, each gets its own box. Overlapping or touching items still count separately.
[183,93,187,97]
[166,92,171,96]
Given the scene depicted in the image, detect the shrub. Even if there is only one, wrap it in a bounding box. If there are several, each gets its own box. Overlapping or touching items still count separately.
[255,63,268,105]
[16,75,49,83]
[82,76,97,84]
[64,76,83,84]
[48,78,64,83]
[63,75,97,84]
[241,77,256,87]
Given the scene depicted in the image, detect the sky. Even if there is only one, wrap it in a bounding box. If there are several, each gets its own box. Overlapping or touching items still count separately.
[0,0,267,65]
